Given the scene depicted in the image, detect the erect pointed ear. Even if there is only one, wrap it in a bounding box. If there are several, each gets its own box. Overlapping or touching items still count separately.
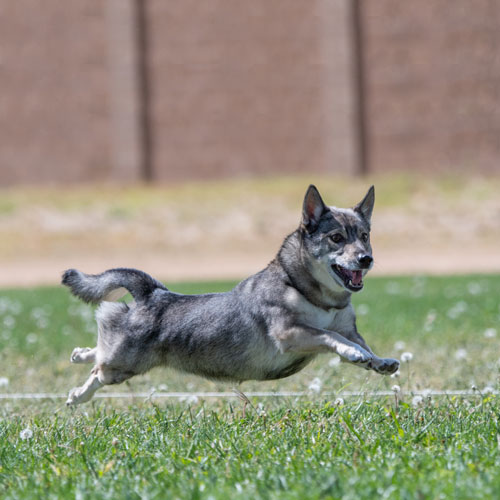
[302,185,328,232]
[354,185,375,223]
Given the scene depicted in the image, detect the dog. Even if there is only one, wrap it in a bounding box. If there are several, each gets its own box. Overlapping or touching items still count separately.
[62,185,399,405]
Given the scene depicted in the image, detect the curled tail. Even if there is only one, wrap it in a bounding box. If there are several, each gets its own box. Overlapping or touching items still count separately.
[62,268,168,304]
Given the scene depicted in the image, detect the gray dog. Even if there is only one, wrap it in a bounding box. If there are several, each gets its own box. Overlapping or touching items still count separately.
[63,185,399,405]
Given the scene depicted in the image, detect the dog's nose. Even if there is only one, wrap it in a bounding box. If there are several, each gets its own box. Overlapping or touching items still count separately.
[358,254,373,268]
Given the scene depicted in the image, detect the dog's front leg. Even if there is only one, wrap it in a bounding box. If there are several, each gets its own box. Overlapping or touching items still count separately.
[339,329,400,375]
[277,325,374,369]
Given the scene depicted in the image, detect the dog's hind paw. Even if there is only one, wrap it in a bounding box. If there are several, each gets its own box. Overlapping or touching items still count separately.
[66,386,93,406]
[66,387,80,406]
[70,347,95,364]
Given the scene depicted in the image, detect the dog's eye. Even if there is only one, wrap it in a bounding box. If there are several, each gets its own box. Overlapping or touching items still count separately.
[330,233,345,244]
[361,232,369,242]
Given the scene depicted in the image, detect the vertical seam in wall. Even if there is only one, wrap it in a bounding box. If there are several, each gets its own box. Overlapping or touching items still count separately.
[351,0,368,175]
[135,0,153,182]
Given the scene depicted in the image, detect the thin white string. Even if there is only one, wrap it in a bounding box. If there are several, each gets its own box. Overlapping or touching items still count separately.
[0,389,495,400]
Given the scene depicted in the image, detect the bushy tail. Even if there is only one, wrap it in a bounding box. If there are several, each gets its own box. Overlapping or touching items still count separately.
[61,268,168,304]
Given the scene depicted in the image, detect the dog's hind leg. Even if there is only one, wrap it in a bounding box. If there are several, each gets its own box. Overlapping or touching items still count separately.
[66,369,103,406]
[70,347,97,364]
[66,363,137,406]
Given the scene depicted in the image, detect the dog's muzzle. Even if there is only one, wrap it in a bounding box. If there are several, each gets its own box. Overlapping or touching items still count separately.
[332,265,364,292]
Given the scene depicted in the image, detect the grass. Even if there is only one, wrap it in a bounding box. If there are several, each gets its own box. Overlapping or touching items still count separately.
[1,274,500,498]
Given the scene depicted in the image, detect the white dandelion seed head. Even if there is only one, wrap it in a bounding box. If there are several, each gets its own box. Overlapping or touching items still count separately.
[483,386,495,394]
[0,376,9,387]
[401,352,413,363]
[394,341,406,351]
[411,395,423,407]
[391,385,401,393]
[19,428,33,440]
[356,304,370,316]
[26,333,38,344]
[308,377,323,394]
[454,348,468,361]
[3,315,15,329]
[328,356,341,367]
[447,301,468,319]
[334,397,344,406]
[467,282,482,295]
[390,370,400,379]
[385,282,401,295]
[484,328,497,339]
[185,395,199,405]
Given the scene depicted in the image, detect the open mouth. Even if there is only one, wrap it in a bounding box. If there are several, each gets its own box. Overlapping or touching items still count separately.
[332,265,364,292]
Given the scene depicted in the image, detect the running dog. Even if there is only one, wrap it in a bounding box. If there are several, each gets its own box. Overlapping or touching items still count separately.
[63,185,399,405]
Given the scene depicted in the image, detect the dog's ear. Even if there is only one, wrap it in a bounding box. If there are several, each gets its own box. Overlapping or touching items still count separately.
[354,185,375,223]
[302,185,328,232]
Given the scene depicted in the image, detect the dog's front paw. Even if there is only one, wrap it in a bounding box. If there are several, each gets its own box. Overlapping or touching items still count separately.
[337,345,372,366]
[372,357,400,375]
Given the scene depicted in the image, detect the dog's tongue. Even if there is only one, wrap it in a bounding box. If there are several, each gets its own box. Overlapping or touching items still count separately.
[351,270,363,286]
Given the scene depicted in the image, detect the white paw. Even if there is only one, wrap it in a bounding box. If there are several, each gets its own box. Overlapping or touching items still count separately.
[66,387,93,406]
[66,387,80,406]
[70,347,92,364]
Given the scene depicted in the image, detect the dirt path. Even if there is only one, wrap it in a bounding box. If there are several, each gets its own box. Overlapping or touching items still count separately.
[0,177,499,287]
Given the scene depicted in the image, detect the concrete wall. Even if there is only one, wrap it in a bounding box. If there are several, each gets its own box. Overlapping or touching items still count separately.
[362,0,500,173]
[0,1,113,184]
[0,0,499,185]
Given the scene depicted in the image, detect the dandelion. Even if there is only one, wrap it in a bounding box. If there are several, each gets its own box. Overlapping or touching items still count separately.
[390,370,400,379]
[483,386,495,394]
[394,341,406,351]
[467,282,482,295]
[19,428,33,440]
[421,389,432,400]
[356,304,370,316]
[308,377,323,394]
[385,282,401,295]
[484,328,497,339]
[424,310,437,332]
[0,377,8,387]
[3,315,15,329]
[454,348,468,361]
[401,352,413,363]
[256,403,266,416]
[411,395,423,407]
[391,384,401,393]
[447,301,468,319]
[185,394,199,405]
[334,397,344,406]
[26,333,38,344]
[328,356,341,367]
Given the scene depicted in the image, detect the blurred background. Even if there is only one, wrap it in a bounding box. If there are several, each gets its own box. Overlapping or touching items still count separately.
[1,0,499,285]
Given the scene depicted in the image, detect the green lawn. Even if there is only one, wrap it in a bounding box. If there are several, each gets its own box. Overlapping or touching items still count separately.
[1,275,500,499]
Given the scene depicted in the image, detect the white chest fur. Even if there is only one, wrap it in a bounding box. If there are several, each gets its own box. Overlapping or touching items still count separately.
[284,287,349,331]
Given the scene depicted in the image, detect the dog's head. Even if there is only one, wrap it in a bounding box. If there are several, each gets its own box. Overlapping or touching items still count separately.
[299,185,375,293]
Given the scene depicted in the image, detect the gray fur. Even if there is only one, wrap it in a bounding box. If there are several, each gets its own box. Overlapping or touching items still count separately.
[64,185,399,405]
